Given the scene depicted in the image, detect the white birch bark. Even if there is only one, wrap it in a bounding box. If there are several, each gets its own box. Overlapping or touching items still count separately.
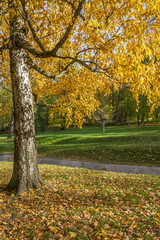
[6,16,43,195]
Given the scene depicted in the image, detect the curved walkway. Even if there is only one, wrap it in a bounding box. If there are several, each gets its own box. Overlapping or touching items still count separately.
[0,154,160,175]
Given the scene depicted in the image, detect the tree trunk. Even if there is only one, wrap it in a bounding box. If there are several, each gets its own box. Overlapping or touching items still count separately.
[6,16,43,195]
[102,119,105,134]
[137,114,140,126]
[141,116,144,125]
[1,92,4,131]
[111,85,115,126]
[7,107,14,138]
[128,114,131,126]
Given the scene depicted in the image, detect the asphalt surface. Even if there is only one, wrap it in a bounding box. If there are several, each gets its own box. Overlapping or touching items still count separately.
[0,154,160,175]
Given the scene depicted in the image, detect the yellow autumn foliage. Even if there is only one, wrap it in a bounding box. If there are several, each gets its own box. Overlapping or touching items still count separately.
[0,0,159,126]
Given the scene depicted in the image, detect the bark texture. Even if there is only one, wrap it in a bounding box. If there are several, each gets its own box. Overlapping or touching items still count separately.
[6,16,43,195]
[7,107,14,138]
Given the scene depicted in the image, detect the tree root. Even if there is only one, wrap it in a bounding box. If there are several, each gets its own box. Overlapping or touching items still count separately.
[4,176,44,196]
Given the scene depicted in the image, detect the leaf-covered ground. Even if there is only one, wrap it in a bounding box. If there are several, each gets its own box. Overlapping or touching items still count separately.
[0,162,159,240]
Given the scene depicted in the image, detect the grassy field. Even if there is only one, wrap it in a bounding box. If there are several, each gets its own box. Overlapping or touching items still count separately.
[0,162,160,239]
[0,126,160,166]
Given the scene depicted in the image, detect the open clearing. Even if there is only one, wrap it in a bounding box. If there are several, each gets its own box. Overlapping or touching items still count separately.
[0,126,160,166]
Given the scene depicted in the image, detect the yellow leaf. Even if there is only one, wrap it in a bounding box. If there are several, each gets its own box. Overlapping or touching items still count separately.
[69,232,77,238]
[48,226,60,233]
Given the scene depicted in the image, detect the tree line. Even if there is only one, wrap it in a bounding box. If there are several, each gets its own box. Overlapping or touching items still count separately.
[1,85,159,134]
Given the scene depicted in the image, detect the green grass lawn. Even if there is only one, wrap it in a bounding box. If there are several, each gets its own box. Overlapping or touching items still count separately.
[0,162,159,239]
[0,126,160,166]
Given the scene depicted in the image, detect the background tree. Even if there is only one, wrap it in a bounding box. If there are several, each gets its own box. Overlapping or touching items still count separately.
[7,107,14,138]
[94,92,113,133]
[0,0,159,194]
[153,106,160,123]
[0,87,12,132]
[35,103,49,132]
[137,95,150,125]
[116,87,137,126]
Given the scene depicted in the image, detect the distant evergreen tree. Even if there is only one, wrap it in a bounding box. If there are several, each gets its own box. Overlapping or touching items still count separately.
[35,102,49,132]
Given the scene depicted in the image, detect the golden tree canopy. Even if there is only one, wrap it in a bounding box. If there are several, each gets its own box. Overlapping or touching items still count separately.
[0,0,159,126]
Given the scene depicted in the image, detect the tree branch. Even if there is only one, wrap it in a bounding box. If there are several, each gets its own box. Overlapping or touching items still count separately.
[0,84,12,93]
[36,102,72,109]
[0,43,9,52]
[102,0,113,26]
[16,36,48,57]
[19,0,46,53]
[48,0,86,56]
[55,55,102,73]
[148,14,157,24]
[63,0,85,21]
[16,0,86,58]
[30,58,76,80]
[28,48,119,85]
[76,47,94,57]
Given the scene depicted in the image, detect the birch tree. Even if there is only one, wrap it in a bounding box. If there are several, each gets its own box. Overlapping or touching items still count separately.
[0,0,159,195]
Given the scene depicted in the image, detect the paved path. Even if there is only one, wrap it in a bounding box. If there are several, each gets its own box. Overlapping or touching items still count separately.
[0,154,160,175]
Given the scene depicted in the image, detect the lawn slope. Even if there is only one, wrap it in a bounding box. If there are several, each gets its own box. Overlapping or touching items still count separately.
[0,126,160,166]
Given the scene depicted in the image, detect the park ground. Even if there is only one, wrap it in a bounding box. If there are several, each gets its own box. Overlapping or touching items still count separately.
[0,162,160,239]
[0,125,160,166]
[0,126,160,239]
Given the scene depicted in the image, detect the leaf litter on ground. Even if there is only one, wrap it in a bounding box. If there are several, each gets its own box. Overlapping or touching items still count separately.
[0,162,159,240]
